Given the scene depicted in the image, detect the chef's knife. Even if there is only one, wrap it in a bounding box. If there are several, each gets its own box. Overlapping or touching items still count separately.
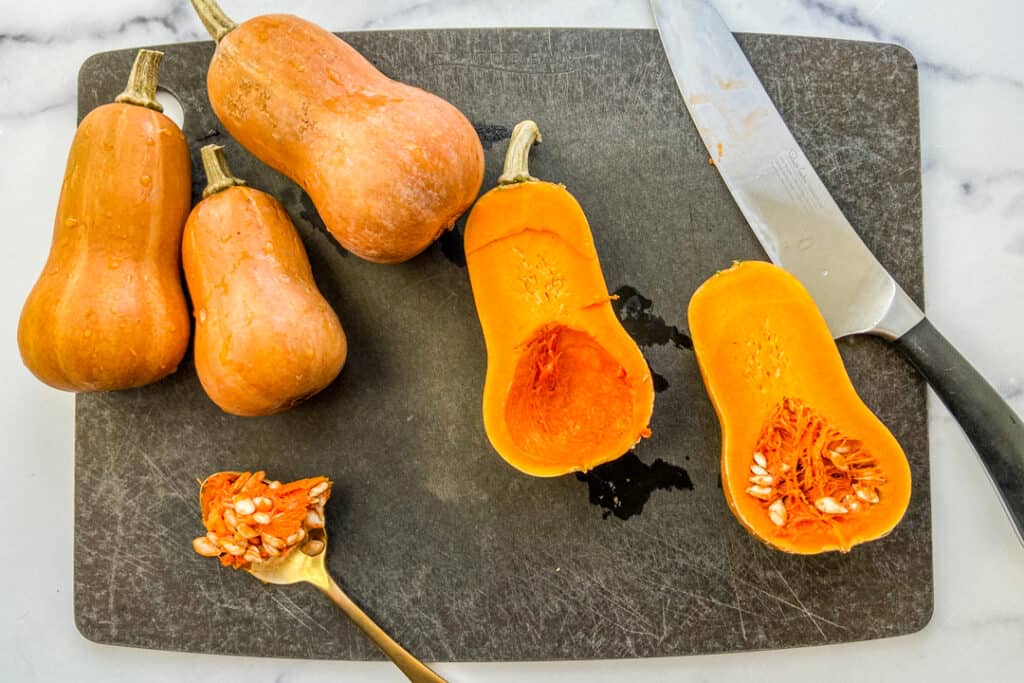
[651,0,1024,541]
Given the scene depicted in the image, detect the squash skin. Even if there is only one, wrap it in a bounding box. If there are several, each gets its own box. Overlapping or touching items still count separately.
[182,185,347,417]
[688,261,911,553]
[205,14,485,264]
[18,102,191,392]
[466,181,654,477]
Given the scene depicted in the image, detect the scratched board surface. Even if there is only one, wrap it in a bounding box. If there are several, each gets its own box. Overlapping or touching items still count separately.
[74,30,931,661]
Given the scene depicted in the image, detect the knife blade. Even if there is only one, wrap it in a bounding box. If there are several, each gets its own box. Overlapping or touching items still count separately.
[652,0,1024,542]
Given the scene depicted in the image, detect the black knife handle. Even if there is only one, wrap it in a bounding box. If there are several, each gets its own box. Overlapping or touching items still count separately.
[894,317,1024,542]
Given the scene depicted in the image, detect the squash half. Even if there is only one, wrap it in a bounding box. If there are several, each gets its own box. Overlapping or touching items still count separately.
[688,261,911,553]
[465,121,654,476]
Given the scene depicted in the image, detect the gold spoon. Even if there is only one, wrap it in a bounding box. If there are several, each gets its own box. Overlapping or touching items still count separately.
[247,529,446,683]
[200,475,446,683]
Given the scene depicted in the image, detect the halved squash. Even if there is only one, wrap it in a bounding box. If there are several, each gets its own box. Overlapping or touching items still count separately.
[688,261,911,553]
[464,121,654,476]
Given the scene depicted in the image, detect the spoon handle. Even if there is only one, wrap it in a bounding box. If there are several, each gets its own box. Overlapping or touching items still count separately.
[320,576,448,683]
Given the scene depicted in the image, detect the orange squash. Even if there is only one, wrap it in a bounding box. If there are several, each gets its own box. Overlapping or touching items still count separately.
[18,50,191,392]
[688,261,911,553]
[464,121,654,477]
[182,145,347,416]
[189,0,484,264]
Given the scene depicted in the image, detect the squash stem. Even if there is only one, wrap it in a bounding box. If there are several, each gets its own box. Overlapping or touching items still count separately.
[114,49,164,112]
[190,0,237,42]
[498,120,543,185]
[200,145,247,198]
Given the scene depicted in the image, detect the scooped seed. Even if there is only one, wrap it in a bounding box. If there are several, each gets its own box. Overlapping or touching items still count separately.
[192,536,220,557]
[301,539,325,556]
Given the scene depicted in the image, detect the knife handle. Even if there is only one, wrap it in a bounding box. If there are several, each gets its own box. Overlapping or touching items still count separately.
[894,317,1024,543]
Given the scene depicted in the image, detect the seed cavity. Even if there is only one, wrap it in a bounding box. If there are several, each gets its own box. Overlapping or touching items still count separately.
[743,398,886,537]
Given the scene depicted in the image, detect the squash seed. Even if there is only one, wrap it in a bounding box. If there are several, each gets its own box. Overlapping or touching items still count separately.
[236,523,259,539]
[252,512,272,526]
[814,497,848,514]
[234,497,256,516]
[854,486,880,504]
[192,536,220,557]
[304,510,324,529]
[746,485,773,500]
[768,499,787,526]
[221,541,246,556]
[301,539,325,556]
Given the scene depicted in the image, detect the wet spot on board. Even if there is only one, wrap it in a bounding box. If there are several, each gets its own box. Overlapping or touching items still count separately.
[194,129,220,143]
[576,452,693,520]
[612,285,692,349]
[475,124,513,150]
[651,370,670,393]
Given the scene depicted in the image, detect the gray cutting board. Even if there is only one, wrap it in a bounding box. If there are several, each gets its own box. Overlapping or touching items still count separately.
[74,29,930,661]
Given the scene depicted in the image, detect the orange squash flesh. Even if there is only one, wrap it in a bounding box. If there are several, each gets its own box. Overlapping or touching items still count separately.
[18,50,191,392]
[465,121,654,477]
[191,0,484,264]
[183,146,347,417]
[688,261,911,553]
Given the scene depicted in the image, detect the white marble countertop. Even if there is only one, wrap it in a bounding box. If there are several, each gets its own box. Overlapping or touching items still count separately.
[2,1,1022,681]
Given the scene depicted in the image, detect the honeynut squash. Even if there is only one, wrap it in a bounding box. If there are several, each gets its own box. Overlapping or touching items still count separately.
[189,0,485,264]
[18,50,191,392]
[688,261,912,554]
